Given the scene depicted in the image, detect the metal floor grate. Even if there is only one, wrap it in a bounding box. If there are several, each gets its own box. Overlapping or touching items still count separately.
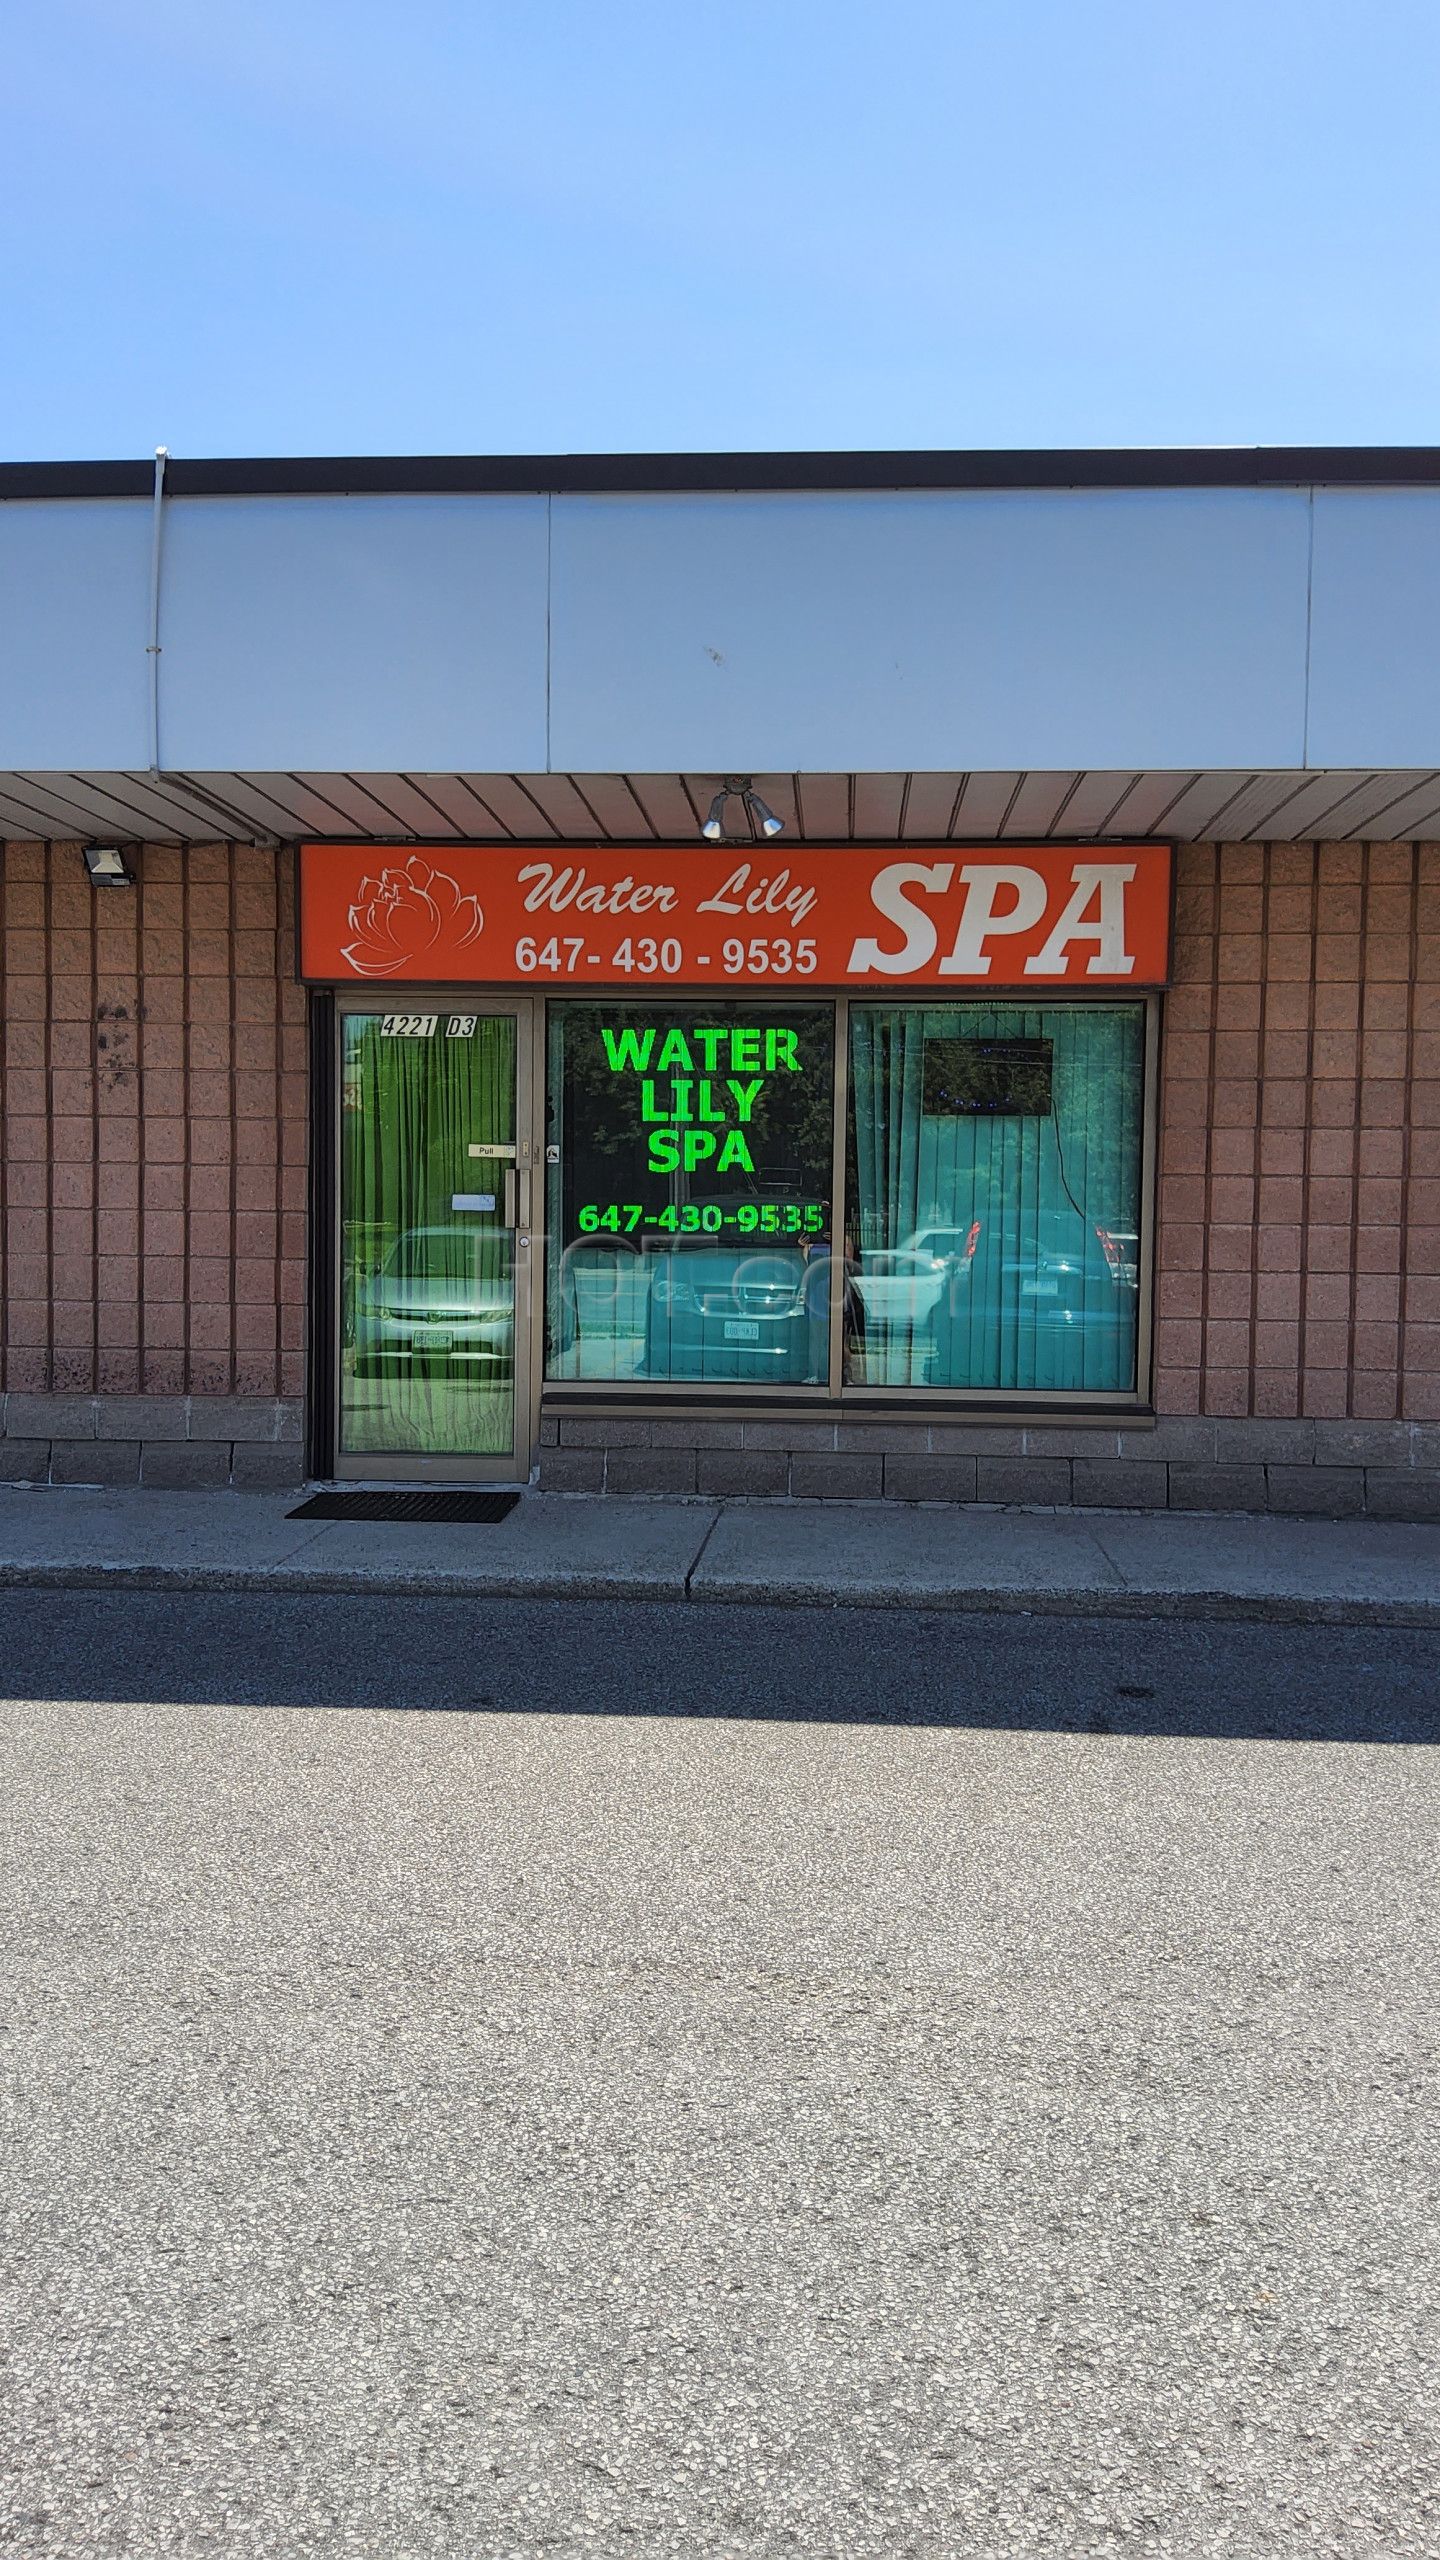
[288,1490,521,1524]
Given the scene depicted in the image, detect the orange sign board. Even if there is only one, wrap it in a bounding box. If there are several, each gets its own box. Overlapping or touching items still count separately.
[299,842,1172,989]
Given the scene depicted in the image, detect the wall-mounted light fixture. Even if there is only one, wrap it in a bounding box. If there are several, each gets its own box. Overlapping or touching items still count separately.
[82,845,135,887]
[699,779,785,843]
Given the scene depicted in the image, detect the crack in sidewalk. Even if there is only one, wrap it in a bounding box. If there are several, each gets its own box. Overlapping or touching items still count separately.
[683,1504,725,1597]
[1083,1520,1135,1592]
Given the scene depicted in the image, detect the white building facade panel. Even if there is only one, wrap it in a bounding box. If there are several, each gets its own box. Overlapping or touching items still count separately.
[547,488,1313,773]
[0,499,151,768]
[1307,489,1440,768]
[157,494,551,772]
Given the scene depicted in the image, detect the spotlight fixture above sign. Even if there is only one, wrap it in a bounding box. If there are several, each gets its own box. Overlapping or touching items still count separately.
[700,779,784,842]
[82,844,134,886]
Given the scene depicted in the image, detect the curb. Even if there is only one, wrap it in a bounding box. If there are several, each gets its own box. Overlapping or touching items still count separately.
[1,1560,1437,1629]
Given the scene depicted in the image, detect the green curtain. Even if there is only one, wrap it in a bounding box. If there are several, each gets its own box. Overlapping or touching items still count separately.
[846,1004,1144,1394]
[340,1017,517,1455]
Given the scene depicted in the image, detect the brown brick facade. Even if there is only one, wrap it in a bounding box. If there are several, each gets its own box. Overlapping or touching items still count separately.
[2,835,1438,1510]
[0,840,306,1407]
[1154,841,1439,1425]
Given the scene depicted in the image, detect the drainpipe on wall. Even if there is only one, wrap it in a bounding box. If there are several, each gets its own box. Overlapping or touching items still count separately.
[143,443,283,846]
[147,444,167,772]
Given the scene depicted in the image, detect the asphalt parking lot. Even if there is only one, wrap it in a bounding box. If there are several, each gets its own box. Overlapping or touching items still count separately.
[1,1591,1437,2557]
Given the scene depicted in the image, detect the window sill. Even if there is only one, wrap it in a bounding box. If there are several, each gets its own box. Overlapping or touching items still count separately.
[541,1388,1154,1429]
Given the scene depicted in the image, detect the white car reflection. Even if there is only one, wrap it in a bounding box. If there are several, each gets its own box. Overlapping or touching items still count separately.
[353,1223,514,1374]
[849,1222,983,1336]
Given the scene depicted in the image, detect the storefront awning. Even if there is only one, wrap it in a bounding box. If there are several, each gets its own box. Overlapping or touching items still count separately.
[1,765,1438,847]
[4,451,1440,835]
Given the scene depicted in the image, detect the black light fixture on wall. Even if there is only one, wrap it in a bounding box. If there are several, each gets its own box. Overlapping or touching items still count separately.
[699,778,785,843]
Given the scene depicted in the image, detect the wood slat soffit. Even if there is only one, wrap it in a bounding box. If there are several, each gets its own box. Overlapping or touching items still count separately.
[2,770,1440,845]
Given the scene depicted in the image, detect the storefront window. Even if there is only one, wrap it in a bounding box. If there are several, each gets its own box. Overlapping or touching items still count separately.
[545,1002,836,1384]
[845,1003,1145,1394]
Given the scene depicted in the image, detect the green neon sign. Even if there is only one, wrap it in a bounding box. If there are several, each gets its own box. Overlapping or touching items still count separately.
[599,1022,803,1173]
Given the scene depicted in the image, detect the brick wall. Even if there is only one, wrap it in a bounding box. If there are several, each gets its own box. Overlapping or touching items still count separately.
[0,839,305,1484]
[1154,841,1439,1426]
[3,832,1438,1514]
[538,840,1440,1517]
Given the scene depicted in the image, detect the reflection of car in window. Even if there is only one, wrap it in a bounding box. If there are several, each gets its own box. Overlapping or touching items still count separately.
[633,1202,830,1382]
[923,1208,1140,1380]
[644,1243,826,1381]
[552,1237,649,1364]
[552,1197,833,1381]
[1093,1225,1140,1287]
[848,1222,982,1339]
[996,1212,1140,1322]
[849,1207,1139,1380]
[353,1224,514,1374]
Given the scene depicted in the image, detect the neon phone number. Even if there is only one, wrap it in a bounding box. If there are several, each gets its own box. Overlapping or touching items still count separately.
[577,1202,826,1236]
[515,934,817,976]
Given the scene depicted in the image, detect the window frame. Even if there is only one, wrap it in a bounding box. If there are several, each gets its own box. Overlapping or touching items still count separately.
[541,990,1159,1413]
[541,993,843,1399]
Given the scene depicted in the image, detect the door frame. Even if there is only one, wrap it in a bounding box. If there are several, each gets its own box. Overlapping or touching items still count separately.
[326,988,544,1484]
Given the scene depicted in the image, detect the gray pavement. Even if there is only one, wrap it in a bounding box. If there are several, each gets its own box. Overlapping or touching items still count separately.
[1,1589,1438,2557]
[0,1483,1437,1625]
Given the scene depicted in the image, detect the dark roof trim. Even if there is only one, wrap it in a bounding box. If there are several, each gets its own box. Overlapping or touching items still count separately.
[5,445,1440,502]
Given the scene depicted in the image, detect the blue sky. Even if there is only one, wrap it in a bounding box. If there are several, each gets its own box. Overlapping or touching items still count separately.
[5,0,1439,459]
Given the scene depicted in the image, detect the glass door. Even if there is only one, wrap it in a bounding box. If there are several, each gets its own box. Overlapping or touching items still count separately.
[336,1000,535,1480]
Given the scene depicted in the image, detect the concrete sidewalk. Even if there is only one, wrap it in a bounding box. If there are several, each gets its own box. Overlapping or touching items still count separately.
[0,1483,1435,1625]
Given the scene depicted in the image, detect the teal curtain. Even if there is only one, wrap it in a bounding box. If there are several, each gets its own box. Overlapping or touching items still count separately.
[846,1004,1144,1394]
[848,1010,927,1259]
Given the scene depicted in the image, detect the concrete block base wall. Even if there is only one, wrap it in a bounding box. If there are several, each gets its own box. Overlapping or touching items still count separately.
[1,1396,1436,1516]
[0,1395,305,1491]
[537,1414,1440,1519]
